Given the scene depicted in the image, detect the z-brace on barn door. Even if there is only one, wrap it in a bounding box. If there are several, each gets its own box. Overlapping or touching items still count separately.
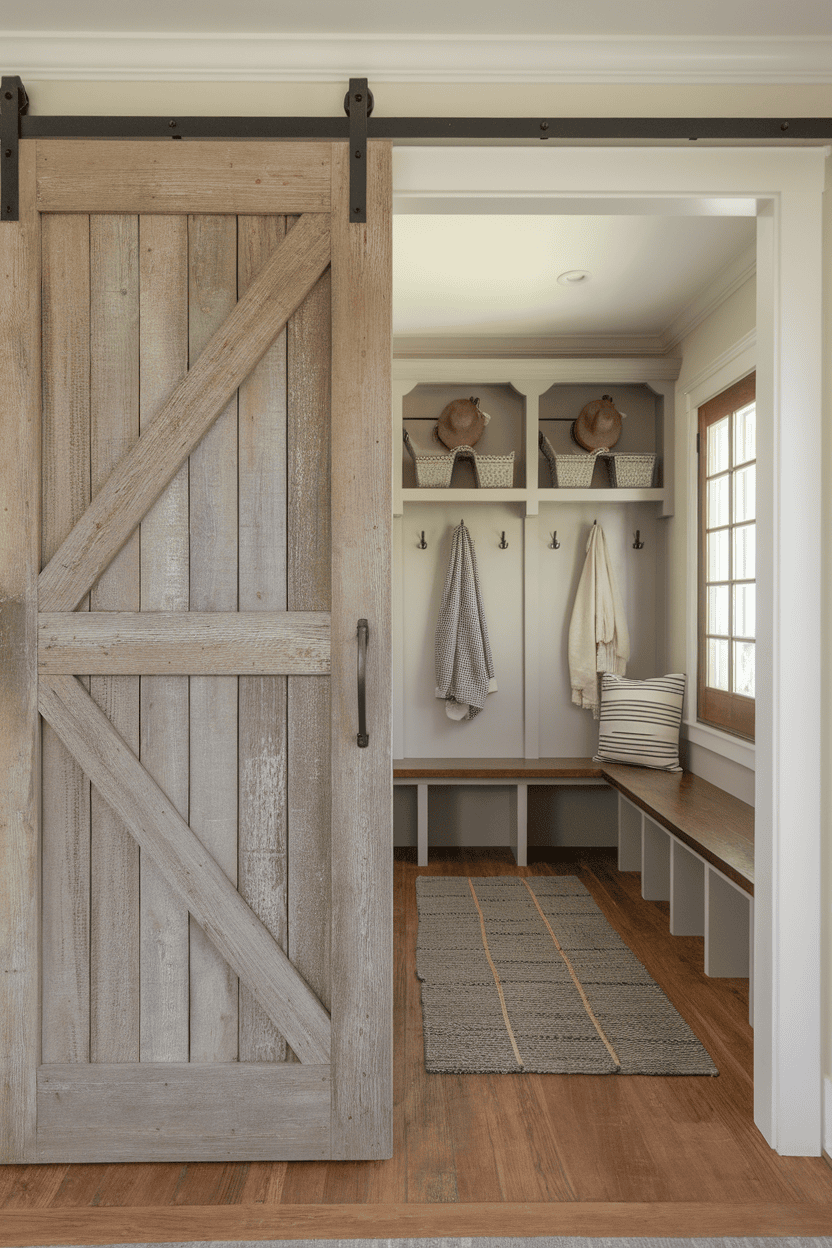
[0,140,392,1163]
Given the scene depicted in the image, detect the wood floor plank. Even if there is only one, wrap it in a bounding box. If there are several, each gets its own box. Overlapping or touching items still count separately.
[3,1200,832,1241]
[168,1163,251,1206]
[0,1165,67,1210]
[236,1162,289,1206]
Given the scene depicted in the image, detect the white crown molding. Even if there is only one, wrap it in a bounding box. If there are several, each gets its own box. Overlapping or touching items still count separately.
[661,243,757,353]
[393,356,683,382]
[393,334,670,359]
[681,328,756,399]
[5,32,832,83]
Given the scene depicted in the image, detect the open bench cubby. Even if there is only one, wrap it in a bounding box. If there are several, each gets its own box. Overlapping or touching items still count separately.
[616,791,753,1024]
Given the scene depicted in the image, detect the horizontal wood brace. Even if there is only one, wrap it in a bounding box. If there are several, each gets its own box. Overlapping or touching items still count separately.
[34,140,332,214]
[36,1063,331,1162]
[38,611,331,674]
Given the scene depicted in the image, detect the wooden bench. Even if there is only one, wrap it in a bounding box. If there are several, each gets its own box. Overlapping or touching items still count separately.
[602,762,754,1005]
[393,757,754,1005]
[393,757,606,868]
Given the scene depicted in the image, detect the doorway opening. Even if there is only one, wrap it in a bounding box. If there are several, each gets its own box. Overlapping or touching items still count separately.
[389,141,825,1157]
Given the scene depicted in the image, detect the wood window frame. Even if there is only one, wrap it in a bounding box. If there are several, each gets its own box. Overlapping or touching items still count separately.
[697,372,756,741]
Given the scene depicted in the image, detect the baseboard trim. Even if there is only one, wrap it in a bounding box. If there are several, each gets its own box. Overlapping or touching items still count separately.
[3,1201,832,1243]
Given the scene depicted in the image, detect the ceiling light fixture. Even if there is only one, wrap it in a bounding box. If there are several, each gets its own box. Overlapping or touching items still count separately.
[557,270,591,286]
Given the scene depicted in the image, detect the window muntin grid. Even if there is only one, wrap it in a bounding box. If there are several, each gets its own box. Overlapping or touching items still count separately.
[703,401,755,700]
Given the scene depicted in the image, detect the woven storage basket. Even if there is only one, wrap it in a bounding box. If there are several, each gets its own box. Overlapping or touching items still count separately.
[602,452,656,488]
[403,431,514,488]
[457,446,515,488]
[539,432,604,488]
[403,429,455,487]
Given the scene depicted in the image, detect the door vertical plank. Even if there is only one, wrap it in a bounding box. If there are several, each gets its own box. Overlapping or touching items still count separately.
[138,216,190,1062]
[40,212,92,1065]
[238,215,289,1063]
[287,234,332,1053]
[187,215,240,1063]
[0,142,40,1161]
[89,215,141,1063]
[329,142,393,1158]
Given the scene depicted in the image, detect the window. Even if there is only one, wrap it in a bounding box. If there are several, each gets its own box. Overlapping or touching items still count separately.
[698,373,756,740]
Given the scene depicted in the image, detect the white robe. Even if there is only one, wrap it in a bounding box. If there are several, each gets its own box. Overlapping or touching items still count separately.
[568,523,630,719]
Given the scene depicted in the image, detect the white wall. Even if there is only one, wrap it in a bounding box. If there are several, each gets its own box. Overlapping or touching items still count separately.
[670,277,757,804]
[397,498,660,763]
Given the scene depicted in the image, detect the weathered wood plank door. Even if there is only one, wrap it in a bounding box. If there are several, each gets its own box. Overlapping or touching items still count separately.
[0,140,392,1162]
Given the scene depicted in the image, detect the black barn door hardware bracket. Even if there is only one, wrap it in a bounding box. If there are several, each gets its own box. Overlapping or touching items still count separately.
[1,76,28,223]
[345,79,373,224]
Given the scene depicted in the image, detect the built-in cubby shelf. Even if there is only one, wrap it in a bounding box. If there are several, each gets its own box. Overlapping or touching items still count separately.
[401,487,665,507]
[393,357,681,517]
[392,355,682,765]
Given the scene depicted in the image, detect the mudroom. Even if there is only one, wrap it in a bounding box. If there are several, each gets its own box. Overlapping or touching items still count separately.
[0,109,826,1236]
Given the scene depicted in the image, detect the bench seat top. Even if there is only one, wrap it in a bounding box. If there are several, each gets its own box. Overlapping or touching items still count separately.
[393,757,602,779]
[600,762,754,894]
[393,757,754,895]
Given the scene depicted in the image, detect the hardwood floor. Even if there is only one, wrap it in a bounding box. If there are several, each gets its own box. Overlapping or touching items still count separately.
[3,847,832,1242]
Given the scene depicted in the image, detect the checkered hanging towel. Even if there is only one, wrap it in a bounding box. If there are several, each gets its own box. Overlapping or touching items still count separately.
[434,521,497,720]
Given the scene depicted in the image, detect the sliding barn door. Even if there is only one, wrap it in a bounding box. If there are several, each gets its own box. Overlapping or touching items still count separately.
[0,140,392,1162]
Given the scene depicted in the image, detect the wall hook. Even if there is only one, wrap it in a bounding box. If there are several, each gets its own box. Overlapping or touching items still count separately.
[418,531,427,549]
[549,531,561,549]
[633,530,645,549]
[499,531,509,549]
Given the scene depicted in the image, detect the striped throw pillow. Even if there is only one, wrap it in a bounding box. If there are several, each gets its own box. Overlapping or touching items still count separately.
[594,673,686,772]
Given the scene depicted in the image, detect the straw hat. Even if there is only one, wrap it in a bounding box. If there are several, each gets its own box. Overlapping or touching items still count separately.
[571,394,624,451]
[435,397,489,450]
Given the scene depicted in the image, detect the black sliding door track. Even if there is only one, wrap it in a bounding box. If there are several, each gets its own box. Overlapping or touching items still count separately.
[3,74,832,222]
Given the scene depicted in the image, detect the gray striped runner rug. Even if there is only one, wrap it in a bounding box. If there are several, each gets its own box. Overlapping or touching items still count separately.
[415,875,718,1075]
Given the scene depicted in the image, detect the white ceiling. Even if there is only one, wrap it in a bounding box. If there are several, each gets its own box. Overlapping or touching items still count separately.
[5,0,831,35]
[393,213,755,341]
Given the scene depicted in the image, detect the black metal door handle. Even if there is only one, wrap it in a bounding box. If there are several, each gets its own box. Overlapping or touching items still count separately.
[357,618,369,747]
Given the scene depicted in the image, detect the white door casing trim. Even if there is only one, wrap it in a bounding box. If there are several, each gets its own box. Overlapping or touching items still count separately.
[392,144,826,1155]
[683,333,757,774]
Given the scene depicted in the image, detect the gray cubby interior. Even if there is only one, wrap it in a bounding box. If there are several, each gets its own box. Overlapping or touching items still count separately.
[538,382,663,489]
[402,381,525,488]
